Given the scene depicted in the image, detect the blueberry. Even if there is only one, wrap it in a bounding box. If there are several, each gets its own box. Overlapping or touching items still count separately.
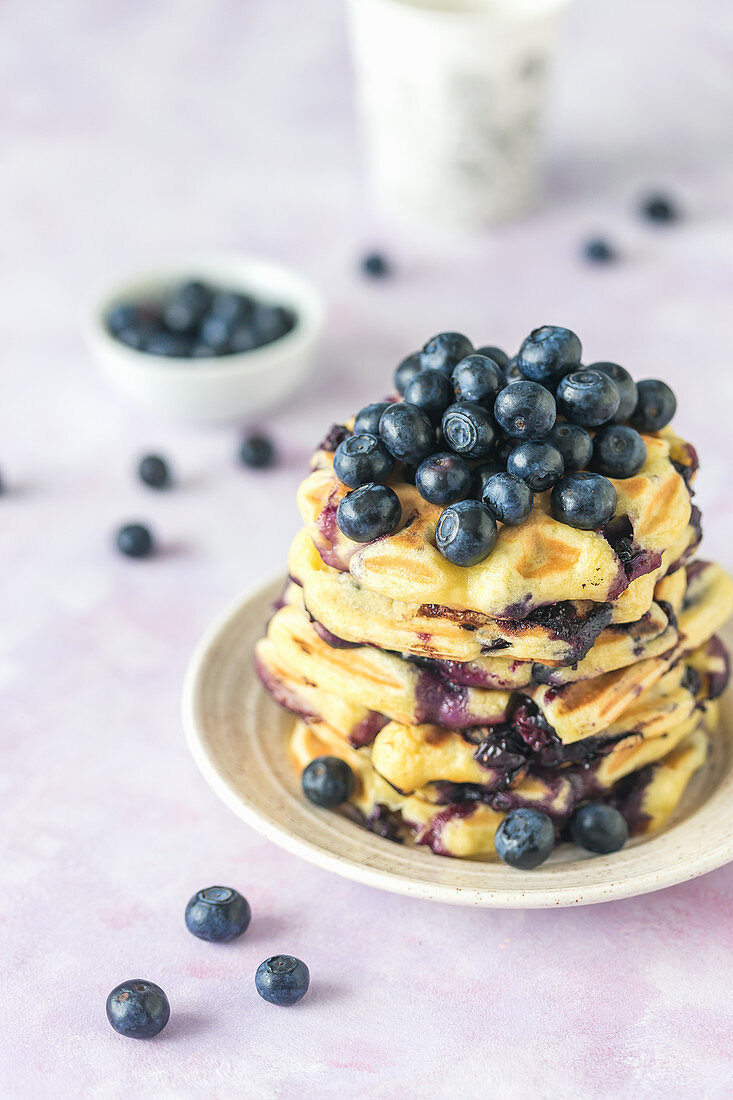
[571,803,628,854]
[556,369,620,427]
[420,332,474,376]
[415,452,473,505]
[546,423,593,471]
[629,379,677,432]
[435,500,497,567]
[394,353,422,396]
[255,955,310,1006]
[229,325,266,353]
[592,424,647,478]
[107,303,159,338]
[361,252,390,278]
[590,362,638,421]
[452,355,505,407]
[441,403,495,459]
[379,403,435,463]
[641,193,679,223]
[333,434,395,488]
[507,442,564,491]
[551,471,617,529]
[354,402,391,435]
[190,344,218,357]
[210,290,254,326]
[185,886,251,942]
[199,312,234,352]
[516,326,582,384]
[138,454,170,489]
[495,808,555,869]
[253,303,295,344]
[503,357,523,383]
[302,755,355,807]
[163,280,212,334]
[494,380,556,440]
[116,523,154,558]
[240,433,276,468]
[106,980,170,1039]
[475,345,510,370]
[404,370,453,426]
[337,483,401,542]
[584,238,615,263]
[143,332,194,357]
[472,460,504,500]
[481,472,534,525]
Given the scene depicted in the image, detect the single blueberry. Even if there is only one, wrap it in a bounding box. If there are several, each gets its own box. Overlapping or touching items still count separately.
[420,332,474,376]
[551,471,617,529]
[571,803,628,854]
[629,379,677,432]
[584,238,615,263]
[441,403,496,459]
[361,252,390,278]
[472,460,504,500]
[138,454,170,489]
[106,979,170,1039]
[507,441,564,491]
[556,369,620,427]
[494,380,556,440]
[435,500,497,567]
[591,424,647,478]
[503,357,524,383]
[198,312,234,353]
[143,331,194,358]
[475,345,510,370]
[302,755,355,808]
[229,325,266,353]
[337,483,401,542]
[481,471,534,525]
[253,303,295,344]
[404,370,453,425]
[379,403,435,463]
[495,808,555,869]
[163,280,212,334]
[354,402,391,436]
[546,423,593,471]
[333,434,395,488]
[240,433,276,468]
[210,290,254,326]
[452,354,505,407]
[641,193,679,223]
[116,523,154,558]
[415,452,473,505]
[255,955,310,1006]
[393,353,422,396]
[590,362,638,421]
[516,326,582,384]
[185,886,252,942]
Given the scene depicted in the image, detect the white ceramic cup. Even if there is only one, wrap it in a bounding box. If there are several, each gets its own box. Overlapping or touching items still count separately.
[348,0,571,231]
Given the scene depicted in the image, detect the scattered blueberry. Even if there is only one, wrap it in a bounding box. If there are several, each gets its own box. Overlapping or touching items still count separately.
[551,471,617,529]
[590,362,638,421]
[393,353,422,396]
[516,326,582,385]
[592,424,647,478]
[641,193,679,223]
[584,238,615,263]
[507,441,565,492]
[452,354,505,407]
[494,380,556,440]
[106,980,170,1039]
[404,370,453,426]
[495,808,555,869]
[420,332,474,376]
[441,403,496,459]
[185,886,252,942]
[138,454,171,489]
[333,434,395,488]
[435,499,497,566]
[571,803,628,854]
[302,755,355,808]
[354,402,391,436]
[415,452,473,505]
[556,369,620,427]
[240,433,276,469]
[116,523,154,558]
[482,471,534,525]
[475,345,510,370]
[361,252,390,278]
[337,483,401,542]
[546,423,593,471]
[379,402,435,463]
[629,379,677,432]
[255,955,310,1006]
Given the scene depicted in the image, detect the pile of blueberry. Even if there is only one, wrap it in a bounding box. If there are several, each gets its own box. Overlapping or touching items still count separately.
[331,326,677,567]
[106,279,296,358]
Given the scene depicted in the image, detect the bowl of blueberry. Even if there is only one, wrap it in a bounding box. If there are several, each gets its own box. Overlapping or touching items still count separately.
[87,255,325,422]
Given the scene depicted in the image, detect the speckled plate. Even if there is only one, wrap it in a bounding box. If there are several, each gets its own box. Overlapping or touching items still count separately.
[183,577,733,908]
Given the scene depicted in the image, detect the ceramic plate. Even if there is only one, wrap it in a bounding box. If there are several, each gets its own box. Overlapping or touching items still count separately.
[183,577,733,908]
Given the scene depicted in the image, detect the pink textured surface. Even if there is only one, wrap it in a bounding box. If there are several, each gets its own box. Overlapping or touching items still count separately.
[3,0,733,1096]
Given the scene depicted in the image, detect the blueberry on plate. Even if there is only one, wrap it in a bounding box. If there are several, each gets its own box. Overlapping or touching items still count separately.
[590,362,638,421]
[475,345,510,370]
[253,303,295,343]
[163,280,213,334]
[240,433,276,468]
[640,193,679,223]
[441,403,495,459]
[302,755,355,807]
[415,452,473,505]
[379,402,435,463]
[551,471,617,529]
[452,354,505,407]
[592,424,647,478]
[546,423,593,471]
[185,886,251,942]
[393,353,422,396]
[584,238,615,263]
[495,808,555,869]
[255,955,310,1006]
[507,441,564,492]
[404,370,453,425]
[106,979,170,1039]
[481,471,534,525]
[516,326,582,384]
[361,252,390,278]
[337,483,401,542]
[571,803,628,854]
[143,331,194,358]
[629,379,677,432]
[354,401,391,436]
[333,433,395,488]
[556,369,620,427]
[116,523,154,558]
[435,499,497,567]
[420,332,474,376]
[138,454,171,489]
[494,380,556,440]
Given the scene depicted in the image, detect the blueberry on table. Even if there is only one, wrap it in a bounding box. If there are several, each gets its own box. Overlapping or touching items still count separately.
[640,193,679,223]
[185,886,251,942]
[116,523,154,558]
[551,471,617,529]
[163,280,212,334]
[495,809,555,869]
[420,332,474,376]
[507,441,564,491]
[379,402,435,463]
[494,380,556,440]
[441,403,496,459]
[240,433,276,469]
[629,379,677,432]
[592,424,647,478]
[435,499,497,567]
[516,325,582,385]
[415,452,473,505]
[556,369,620,427]
[452,354,505,407]
[106,979,170,1039]
[571,803,628,854]
[302,755,355,808]
[404,370,453,426]
[255,955,310,1006]
[143,332,194,358]
[354,402,391,436]
[361,252,390,278]
[590,362,638,421]
[584,238,615,263]
[337,483,401,542]
[546,423,593,472]
[138,454,171,489]
[475,345,510,370]
[333,433,395,488]
[393,353,422,396]
[482,471,534,525]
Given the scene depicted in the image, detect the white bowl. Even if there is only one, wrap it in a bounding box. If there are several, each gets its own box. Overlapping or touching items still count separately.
[85,255,326,423]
